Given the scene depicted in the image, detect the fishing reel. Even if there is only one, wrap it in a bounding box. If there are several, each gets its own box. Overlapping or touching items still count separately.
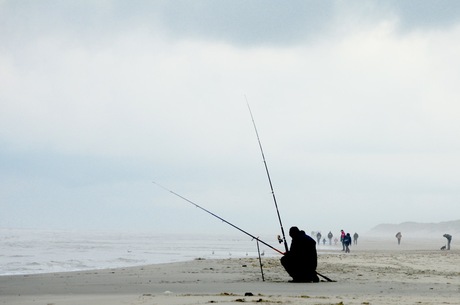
[277,235,283,244]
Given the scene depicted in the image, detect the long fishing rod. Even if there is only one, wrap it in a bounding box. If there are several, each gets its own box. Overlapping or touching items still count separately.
[245,97,289,253]
[153,181,335,282]
[244,101,335,283]
[153,181,284,255]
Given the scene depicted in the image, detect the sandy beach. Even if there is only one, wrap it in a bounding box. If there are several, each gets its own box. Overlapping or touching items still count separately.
[1,237,459,305]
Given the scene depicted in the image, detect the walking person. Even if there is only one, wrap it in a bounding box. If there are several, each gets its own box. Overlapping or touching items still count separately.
[343,233,352,253]
[396,232,402,245]
[327,231,333,245]
[340,230,346,251]
[316,232,322,244]
[353,232,359,245]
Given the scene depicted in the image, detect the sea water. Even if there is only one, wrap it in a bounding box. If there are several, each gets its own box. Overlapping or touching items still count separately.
[0,228,278,275]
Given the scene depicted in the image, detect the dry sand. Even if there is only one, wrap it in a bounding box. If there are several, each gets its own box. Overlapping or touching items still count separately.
[1,237,459,305]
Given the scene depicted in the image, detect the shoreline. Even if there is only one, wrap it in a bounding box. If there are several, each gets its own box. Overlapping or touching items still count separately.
[1,246,459,305]
[1,233,450,277]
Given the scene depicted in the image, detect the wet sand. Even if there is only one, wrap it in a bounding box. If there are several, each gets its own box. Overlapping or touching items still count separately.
[1,237,458,305]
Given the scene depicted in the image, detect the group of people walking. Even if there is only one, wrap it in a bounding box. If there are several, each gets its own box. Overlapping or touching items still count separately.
[313,230,359,252]
[340,230,352,253]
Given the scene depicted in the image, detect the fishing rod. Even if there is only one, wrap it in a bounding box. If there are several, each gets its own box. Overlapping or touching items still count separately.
[153,181,335,282]
[245,100,335,283]
[153,181,284,255]
[245,97,289,253]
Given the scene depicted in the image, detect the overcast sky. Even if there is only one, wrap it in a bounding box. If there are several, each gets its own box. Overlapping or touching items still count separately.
[1,1,460,238]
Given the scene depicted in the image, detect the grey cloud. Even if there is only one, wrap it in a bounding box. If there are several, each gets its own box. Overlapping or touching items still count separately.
[131,0,460,45]
[387,0,460,30]
[148,1,334,46]
[0,1,334,47]
[4,0,460,49]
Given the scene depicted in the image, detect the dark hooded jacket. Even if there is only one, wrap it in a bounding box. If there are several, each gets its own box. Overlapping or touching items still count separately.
[287,227,317,271]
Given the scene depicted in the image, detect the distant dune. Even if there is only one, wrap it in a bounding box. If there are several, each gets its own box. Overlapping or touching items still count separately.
[368,219,460,238]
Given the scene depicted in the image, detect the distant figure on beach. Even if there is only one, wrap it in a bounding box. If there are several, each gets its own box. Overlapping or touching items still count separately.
[353,232,359,245]
[340,230,346,251]
[328,231,333,245]
[395,232,402,245]
[343,233,352,253]
[316,232,322,244]
[443,234,452,250]
[322,238,326,245]
[281,226,319,283]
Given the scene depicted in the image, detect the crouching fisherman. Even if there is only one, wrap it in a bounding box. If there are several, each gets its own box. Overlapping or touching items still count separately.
[281,226,319,283]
